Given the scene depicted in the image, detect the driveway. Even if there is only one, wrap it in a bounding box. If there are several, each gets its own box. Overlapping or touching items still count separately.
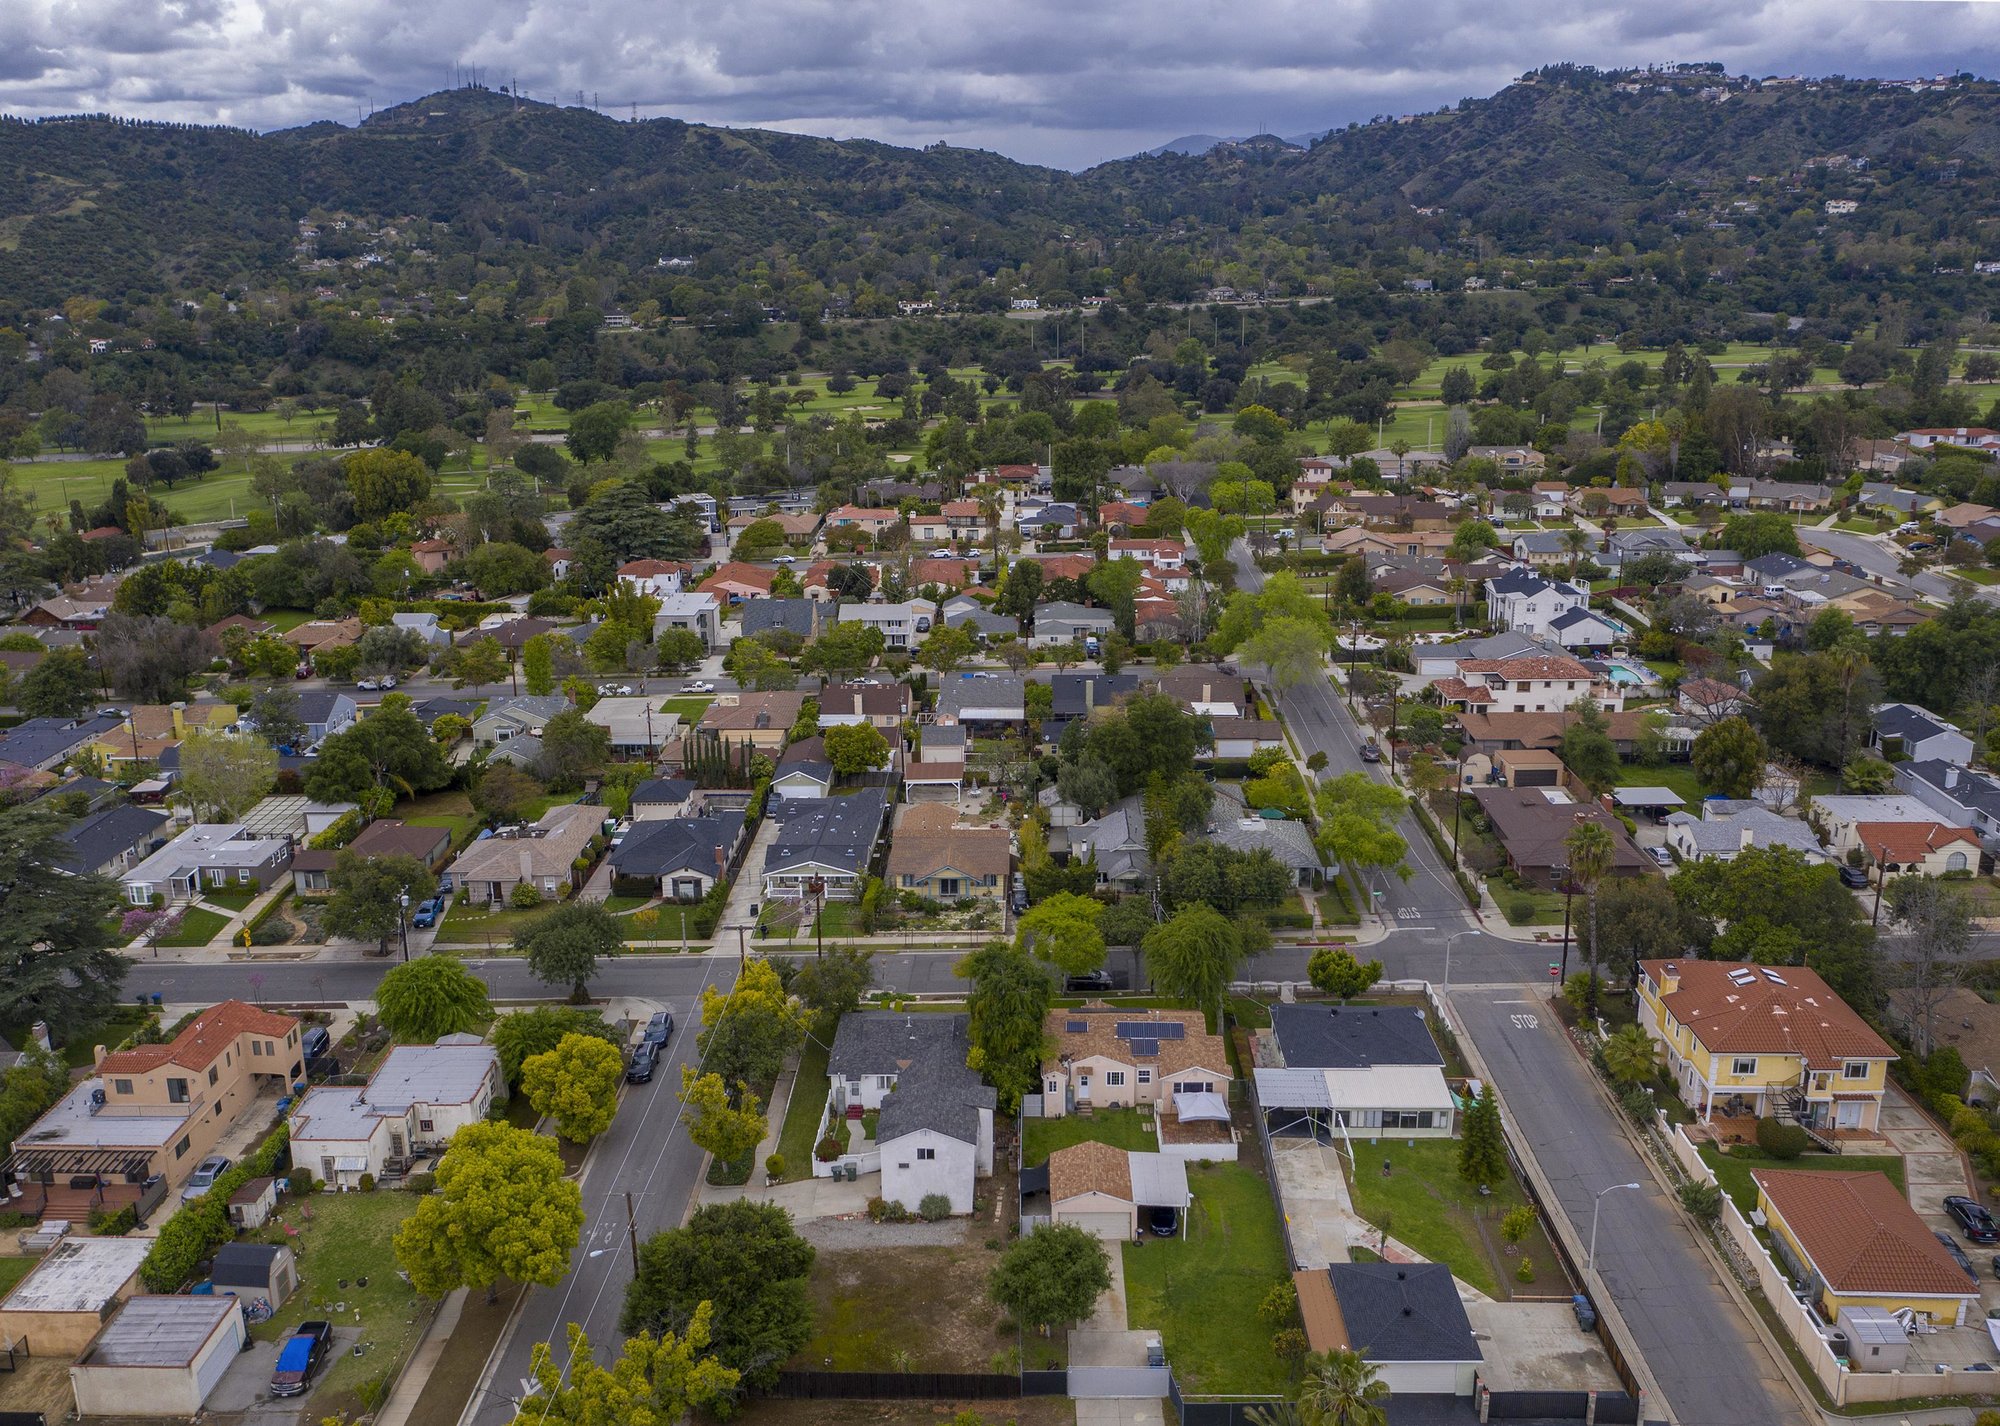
[715,816,781,934]
[1878,1083,1970,1218]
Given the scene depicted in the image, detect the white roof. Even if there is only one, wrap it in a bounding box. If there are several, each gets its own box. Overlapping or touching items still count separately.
[1,1237,150,1313]
[1254,1067,1332,1110]
[288,1086,390,1145]
[1174,1090,1231,1123]
[1126,1151,1191,1210]
[1612,787,1686,808]
[367,1043,497,1109]
[1322,1064,1457,1114]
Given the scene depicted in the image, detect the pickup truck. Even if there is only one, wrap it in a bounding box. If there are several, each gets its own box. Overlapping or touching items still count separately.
[269,1320,333,1398]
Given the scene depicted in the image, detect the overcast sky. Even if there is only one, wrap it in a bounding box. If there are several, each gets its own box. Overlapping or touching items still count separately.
[3,0,1999,168]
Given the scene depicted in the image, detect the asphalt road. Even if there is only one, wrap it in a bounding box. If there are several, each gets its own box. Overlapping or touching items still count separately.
[1450,990,1806,1426]
[1808,525,1995,605]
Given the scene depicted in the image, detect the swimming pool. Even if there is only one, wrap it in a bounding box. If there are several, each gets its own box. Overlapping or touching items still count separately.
[1603,662,1650,686]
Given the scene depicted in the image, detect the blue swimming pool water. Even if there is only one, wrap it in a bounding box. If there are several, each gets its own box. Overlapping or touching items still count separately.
[1604,664,1645,685]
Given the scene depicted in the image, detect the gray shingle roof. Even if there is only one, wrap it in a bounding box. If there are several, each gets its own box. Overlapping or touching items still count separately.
[830,1012,994,1145]
[1664,801,1823,859]
[57,803,170,874]
[1327,1263,1480,1364]
[764,789,887,874]
[740,599,823,638]
[609,812,744,878]
[0,715,123,769]
[1271,1005,1443,1069]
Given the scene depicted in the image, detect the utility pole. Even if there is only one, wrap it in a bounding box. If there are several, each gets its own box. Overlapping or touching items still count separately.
[625,1191,641,1274]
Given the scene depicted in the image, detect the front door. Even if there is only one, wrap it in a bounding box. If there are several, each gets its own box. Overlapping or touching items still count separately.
[1077,1074,1092,1104]
[1836,1100,1864,1130]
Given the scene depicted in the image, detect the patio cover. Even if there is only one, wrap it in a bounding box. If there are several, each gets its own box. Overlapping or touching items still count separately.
[1174,1090,1231,1123]
[1126,1151,1191,1210]
[1611,787,1686,809]
[1254,1067,1332,1110]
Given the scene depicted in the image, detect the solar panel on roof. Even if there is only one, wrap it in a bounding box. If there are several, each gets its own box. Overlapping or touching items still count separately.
[1128,1039,1159,1057]
[1065,1020,1088,1034]
[1116,1021,1184,1040]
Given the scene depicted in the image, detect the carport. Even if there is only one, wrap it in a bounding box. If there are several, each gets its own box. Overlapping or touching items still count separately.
[1257,1067,1336,1140]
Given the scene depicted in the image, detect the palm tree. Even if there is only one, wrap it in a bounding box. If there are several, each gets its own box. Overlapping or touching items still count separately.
[1563,526,1591,577]
[1564,817,1616,1020]
[1602,1022,1663,1087]
[1247,1348,1389,1426]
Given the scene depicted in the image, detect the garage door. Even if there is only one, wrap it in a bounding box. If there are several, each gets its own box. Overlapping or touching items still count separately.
[1380,1360,1463,1395]
[1059,1210,1132,1241]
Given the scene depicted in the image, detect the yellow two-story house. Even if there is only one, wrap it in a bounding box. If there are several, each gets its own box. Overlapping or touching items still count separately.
[1636,959,1895,1133]
[1754,1168,1979,1327]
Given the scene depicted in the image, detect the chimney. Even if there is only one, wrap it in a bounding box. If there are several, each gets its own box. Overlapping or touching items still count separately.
[92,1043,106,1068]
[1945,767,1960,789]
[1085,679,1096,712]
[519,848,535,884]
[31,1022,51,1053]
[853,693,864,717]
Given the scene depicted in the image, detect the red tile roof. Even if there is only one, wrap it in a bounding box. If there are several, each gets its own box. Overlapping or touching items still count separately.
[1753,1169,1978,1298]
[98,1000,297,1075]
[1456,655,1598,682]
[1640,960,1895,1069]
[1853,822,1981,863]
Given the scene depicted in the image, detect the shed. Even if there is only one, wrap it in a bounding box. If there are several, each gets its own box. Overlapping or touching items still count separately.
[209,1241,296,1307]
[70,1295,244,1416]
[1494,748,1565,789]
[226,1176,277,1231]
[0,1236,149,1355]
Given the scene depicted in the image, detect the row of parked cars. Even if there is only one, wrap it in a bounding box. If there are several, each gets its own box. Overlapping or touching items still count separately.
[624,1010,675,1083]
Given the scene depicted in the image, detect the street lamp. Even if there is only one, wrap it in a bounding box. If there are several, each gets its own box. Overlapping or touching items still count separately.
[1443,930,1478,993]
[808,876,826,961]
[1587,1181,1643,1277]
[1554,863,1574,988]
[396,889,411,963]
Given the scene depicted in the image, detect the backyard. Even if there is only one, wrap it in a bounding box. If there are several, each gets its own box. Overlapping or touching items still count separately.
[774,1033,833,1181]
[796,1237,1033,1373]
[1122,1160,1291,1395]
[243,1190,426,1415]
[1341,1138,1565,1300]
[1022,1107,1158,1166]
[1698,1142,1907,1214]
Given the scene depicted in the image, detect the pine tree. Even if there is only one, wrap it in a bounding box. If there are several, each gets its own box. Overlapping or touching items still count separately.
[1458,1084,1505,1187]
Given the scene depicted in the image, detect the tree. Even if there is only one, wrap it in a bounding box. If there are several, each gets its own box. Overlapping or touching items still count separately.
[732,518,786,559]
[0,807,124,1039]
[471,763,545,823]
[695,958,805,1090]
[822,722,890,777]
[566,401,632,464]
[1672,846,1876,1004]
[177,732,277,822]
[1691,716,1767,798]
[247,686,306,751]
[1557,702,1620,795]
[679,1069,767,1167]
[324,852,436,954]
[653,628,707,674]
[568,484,703,563]
[96,613,217,703]
[492,1006,621,1087]
[512,1313,739,1426]
[988,1224,1111,1332]
[517,901,623,1003]
[1563,820,1615,1018]
[917,624,976,677]
[958,943,1054,1113]
[16,647,95,719]
[304,696,452,805]
[1841,754,1896,794]
[787,947,875,1034]
[1315,773,1410,893]
[447,635,510,690]
[536,709,611,790]
[1015,892,1106,976]
[345,448,433,521]
[1886,877,1976,1057]
[1720,512,1802,561]
[724,638,795,692]
[1575,875,1705,980]
[1142,905,1246,1022]
[1602,1023,1663,1087]
[374,955,492,1041]
[521,633,557,695]
[1242,616,1331,695]
[1458,1084,1505,1186]
[521,1033,625,1143]
[622,1200,815,1389]
[394,1122,583,1301]
[1307,947,1382,1001]
[1260,1349,1388,1426]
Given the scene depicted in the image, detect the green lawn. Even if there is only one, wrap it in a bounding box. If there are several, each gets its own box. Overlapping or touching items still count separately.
[1496,886,1570,927]
[35,1003,157,1068]
[198,887,261,911]
[1698,1142,1906,1214]
[1342,1137,1551,1299]
[436,898,554,945]
[242,1190,425,1412]
[758,900,863,941]
[156,907,232,947]
[1123,1162,1291,1395]
[401,790,483,851]
[661,697,715,722]
[775,1034,833,1181]
[1022,1107,1156,1166]
[0,1256,35,1296]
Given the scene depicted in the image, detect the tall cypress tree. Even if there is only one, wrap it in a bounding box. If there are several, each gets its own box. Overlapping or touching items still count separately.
[1458,1084,1506,1187]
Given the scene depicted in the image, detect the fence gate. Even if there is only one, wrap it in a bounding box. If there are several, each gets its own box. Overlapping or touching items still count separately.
[1069,1365,1172,1398]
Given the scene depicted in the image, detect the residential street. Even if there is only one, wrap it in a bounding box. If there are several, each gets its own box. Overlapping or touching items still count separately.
[1450,988,1807,1426]
[1806,526,1995,606]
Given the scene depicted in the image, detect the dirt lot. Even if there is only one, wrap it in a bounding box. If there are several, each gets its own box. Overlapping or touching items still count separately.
[795,1222,1022,1374]
[735,1398,1074,1426]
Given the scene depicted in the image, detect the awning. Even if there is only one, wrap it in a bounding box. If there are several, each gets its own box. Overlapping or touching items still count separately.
[1019,1163,1049,1195]
[1175,1091,1230,1123]
[1254,1067,1332,1111]
[1126,1152,1191,1210]
[333,1156,368,1172]
[1612,787,1686,808]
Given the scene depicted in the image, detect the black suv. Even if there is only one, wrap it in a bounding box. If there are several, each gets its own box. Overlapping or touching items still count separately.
[626,1041,660,1084]
[641,1010,674,1046]
[1837,864,1870,889]
[1946,1194,2000,1244]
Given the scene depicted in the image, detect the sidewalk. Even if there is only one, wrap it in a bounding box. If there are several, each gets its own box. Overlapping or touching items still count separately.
[374,1288,467,1426]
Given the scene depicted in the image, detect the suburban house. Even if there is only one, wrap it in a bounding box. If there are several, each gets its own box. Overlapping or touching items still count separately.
[1257,1005,1457,1139]
[1108,538,1187,569]
[289,1039,502,1189]
[1484,570,1589,637]
[1894,760,2000,843]
[629,778,696,821]
[1872,704,1975,767]
[57,804,171,878]
[473,694,567,748]
[446,804,599,906]
[1017,503,1079,539]
[1208,716,1285,762]
[839,599,937,650]
[1296,1264,1481,1397]
[1207,810,1321,886]
[825,505,901,538]
[1469,444,1545,474]
[120,823,294,905]
[1661,481,1729,508]
[1530,482,1571,518]
[884,816,1010,905]
[1664,800,1825,864]
[289,819,454,894]
[2,1002,302,1219]
[0,714,127,772]
[616,559,691,598]
[1469,787,1651,886]
[1808,794,1956,858]
[1543,606,1625,651]
[1155,666,1244,717]
[1039,1142,1192,1240]
[696,562,777,604]
[942,596,1015,640]
[292,690,358,745]
[1039,1006,1231,1121]
[583,697,682,759]
[608,812,747,902]
[769,736,835,801]
[1753,1168,1980,1328]
[1068,796,1152,892]
[1434,654,1622,715]
[824,1011,995,1214]
[653,592,725,650]
[761,788,888,901]
[936,675,1027,729]
[1043,672,1139,743]
[1677,677,1748,724]
[692,692,807,755]
[817,682,912,729]
[0,1236,151,1357]
[1411,632,1551,680]
[1851,821,1982,880]
[1030,602,1114,647]
[1636,959,1895,1132]
[739,599,828,644]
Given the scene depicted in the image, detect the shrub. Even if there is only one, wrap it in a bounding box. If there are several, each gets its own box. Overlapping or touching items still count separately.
[865,1196,892,1222]
[765,1153,787,1180]
[141,1122,291,1292]
[510,883,544,909]
[884,1200,908,1221]
[815,1134,844,1163]
[1678,1181,1724,1224]
[1505,895,1535,925]
[1618,1085,1654,1123]
[1755,1117,1810,1160]
[88,1204,138,1236]
[358,1172,376,1192]
[1258,1279,1299,1326]
[404,1171,435,1193]
[1499,1205,1536,1246]
[1271,1326,1309,1362]
[918,1193,953,1222]
[1515,1256,1536,1284]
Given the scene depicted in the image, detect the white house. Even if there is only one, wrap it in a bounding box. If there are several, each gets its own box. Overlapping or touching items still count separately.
[617,559,689,599]
[1433,654,1621,715]
[1543,606,1624,652]
[1485,569,1590,637]
[838,599,936,651]
[1873,703,1976,767]
[823,1012,995,1215]
[1665,800,1826,864]
[390,612,451,648]
[1210,717,1286,761]
[1108,538,1186,570]
[288,1039,500,1189]
[653,592,723,651]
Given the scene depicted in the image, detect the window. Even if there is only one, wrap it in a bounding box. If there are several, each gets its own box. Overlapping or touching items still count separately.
[208,1066,219,1086]
[916,1147,936,1161]
[113,1078,132,1095]
[175,1136,191,1159]
[419,1119,434,1133]
[1047,1080,1060,1094]
[1105,1072,1126,1087]
[1843,1061,1870,1080]
[1731,1058,1757,1077]
[167,1078,189,1104]
[1137,1070,1152,1084]
[251,1041,262,1057]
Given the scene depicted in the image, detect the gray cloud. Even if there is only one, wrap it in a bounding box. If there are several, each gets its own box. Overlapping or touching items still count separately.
[0,0,1996,166]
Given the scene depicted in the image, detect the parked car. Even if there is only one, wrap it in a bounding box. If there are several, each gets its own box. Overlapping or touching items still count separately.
[356,678,380,691]
[1065,970,1115,993]
[1935,1231,1979,1281]
[379,675,397,689]
[269,1321,333,1398]
[300,1025,331,1062]
[1359,742,1383,763]
[409,895,446,929]
[1647,846,1674,869]
[641,1010,674,1046]
[685,680,716,693]
[1147,1205,1178,1236]
[626,1041,660,1084]
[1946,1195,2000,1244]
[180,1155,231,1202]
[1838,865,1870,889]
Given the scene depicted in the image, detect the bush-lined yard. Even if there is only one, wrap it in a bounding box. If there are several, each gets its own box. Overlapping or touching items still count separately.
[1342,1138,1564,1300]
[1698,1142,1906,1214]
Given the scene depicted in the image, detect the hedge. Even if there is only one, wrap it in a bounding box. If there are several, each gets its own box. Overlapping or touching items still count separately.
[245,887,292,935]
[307,810,364,851]
[140,1122,291,1292]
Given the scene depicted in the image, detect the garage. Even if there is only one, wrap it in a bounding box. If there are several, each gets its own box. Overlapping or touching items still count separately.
[0,1236,151,1357]
[70,1295,244,1416]
[1045,1142,1191,1242]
